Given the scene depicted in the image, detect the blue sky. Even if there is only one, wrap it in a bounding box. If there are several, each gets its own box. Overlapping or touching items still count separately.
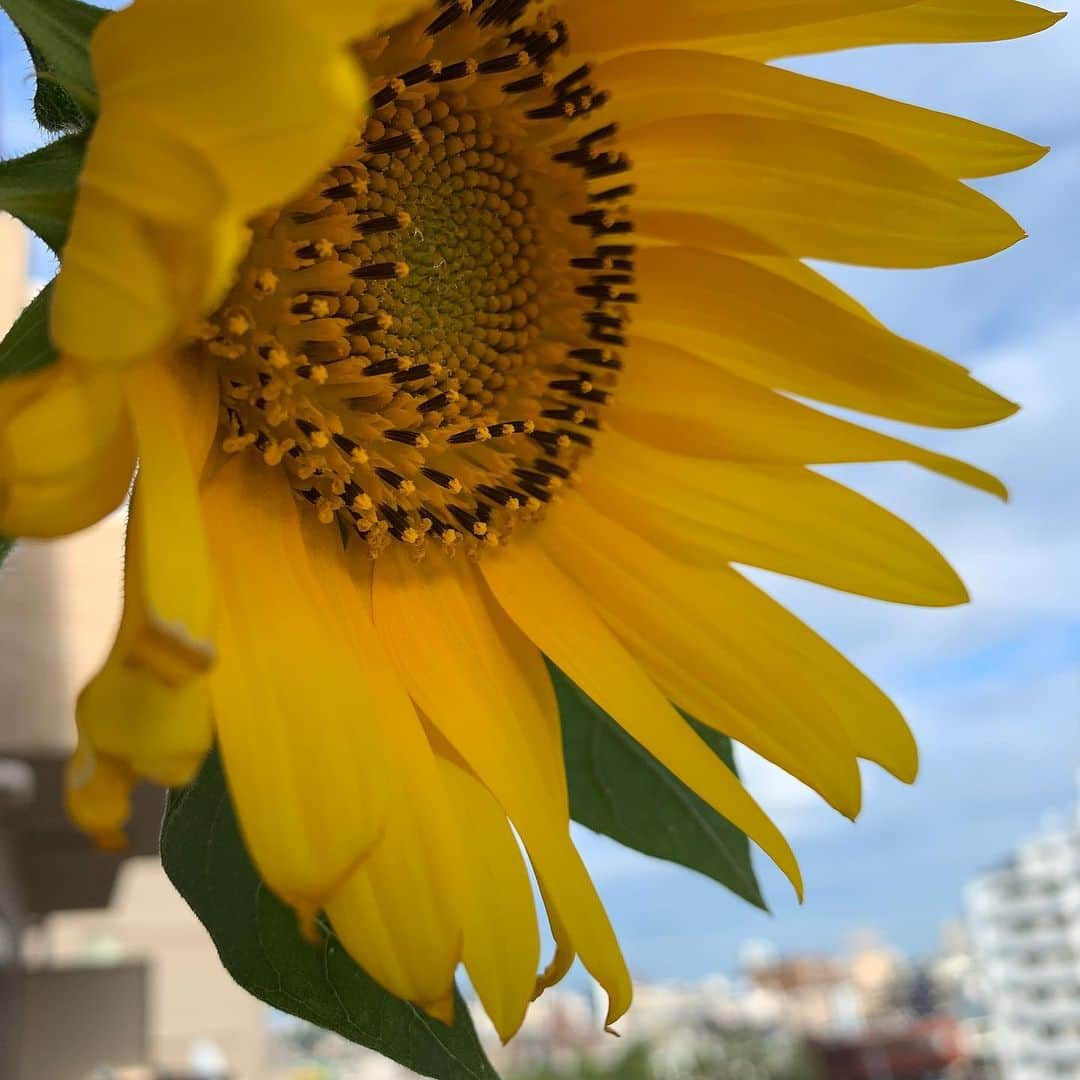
[1,8,1077,986]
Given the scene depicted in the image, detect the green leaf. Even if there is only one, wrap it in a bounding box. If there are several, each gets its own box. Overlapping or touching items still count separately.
[0,281,58,381]
[554,663,767,910]
[0,133,86,252]
[0,538,13,569]
[161,750,501,1080]
[1,0,108,121]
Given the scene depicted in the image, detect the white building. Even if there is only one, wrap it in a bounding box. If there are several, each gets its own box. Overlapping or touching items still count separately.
[967,799,1080,1079]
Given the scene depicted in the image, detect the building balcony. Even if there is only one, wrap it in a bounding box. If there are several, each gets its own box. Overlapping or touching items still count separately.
[983,925,1073,949]
[1001,997,1080,1024]
[1020,1038,1080,1063]
[972,892,1066,922]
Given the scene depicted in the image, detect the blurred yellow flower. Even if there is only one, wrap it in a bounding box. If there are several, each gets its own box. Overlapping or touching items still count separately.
[0,0,1061,1041]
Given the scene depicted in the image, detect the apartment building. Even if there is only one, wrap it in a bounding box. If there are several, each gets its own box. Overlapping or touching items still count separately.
[967,799,1080,1079]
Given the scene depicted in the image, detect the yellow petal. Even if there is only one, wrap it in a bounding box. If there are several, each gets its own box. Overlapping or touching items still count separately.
[0,357,134,537]
[437,752,540,1043]
[741,251,885,325]
[77,660,212,792]
[88,0,368,215]
[635,209,787,255]
[54,0,375,367]
[566,0,911,56]
[598,49,1045,178]
[76,111,227,228]
[122,356,218,684]
[326,702,465,1020]
[372,547,631,1025]
[374,547,568,813]
[480,542,804,900]
[319,0,433,30]
[634,215,886,324]
[534,879,576,1001]
[614,336,1006,497]
[543,495,917,788]
[201,455,391,912]
[659,234,851,305]
[50,189,180,367]
[624,114,1024,267]
[536,495,861,815]
[65,737,135,852]
[77,490,213,791]
[634,245,1017,427]
[715,0,1065,60]
[529,840,629,1027]
[583,431,969,606]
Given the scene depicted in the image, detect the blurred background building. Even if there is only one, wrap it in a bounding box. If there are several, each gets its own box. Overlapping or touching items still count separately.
[967,802,1080,1080]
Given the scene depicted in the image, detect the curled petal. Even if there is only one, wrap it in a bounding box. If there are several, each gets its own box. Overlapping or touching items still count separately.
[0,358,134,538]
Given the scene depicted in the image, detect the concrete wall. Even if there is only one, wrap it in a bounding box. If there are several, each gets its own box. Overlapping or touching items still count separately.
[39,858,270,1078]
[0,963,149,1076]
[0,516,126,755]
[0,215,26,332]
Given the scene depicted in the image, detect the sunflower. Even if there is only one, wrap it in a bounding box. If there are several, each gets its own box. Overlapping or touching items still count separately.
[0,0,1058,1042]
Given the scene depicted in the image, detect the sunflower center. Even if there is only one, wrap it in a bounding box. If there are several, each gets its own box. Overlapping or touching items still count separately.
[197,0,635,556]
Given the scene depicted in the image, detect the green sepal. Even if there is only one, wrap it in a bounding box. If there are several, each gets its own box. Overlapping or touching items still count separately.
[1,0,108,126]
[19,30,87,133]
[0,280,59,382]
[553,662,767,910]
[161,749,502,1080]
[0,133,87,253]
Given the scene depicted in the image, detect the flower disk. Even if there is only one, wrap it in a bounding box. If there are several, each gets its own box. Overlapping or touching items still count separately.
[201,1,629,555]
